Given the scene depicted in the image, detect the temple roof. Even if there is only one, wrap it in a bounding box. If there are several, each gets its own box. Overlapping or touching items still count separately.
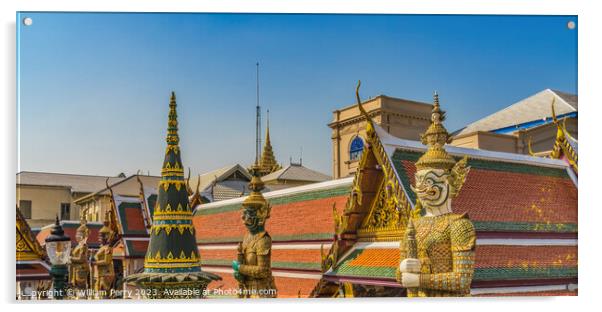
[262,163,332,184]
[455,89,577,136]
[17,208,51,281]
[319,89,577,296]
[194,177,352,244]
[17,208,46,261]
[187,164,252,203]
[328,242,577,291]
[193,177,352,297]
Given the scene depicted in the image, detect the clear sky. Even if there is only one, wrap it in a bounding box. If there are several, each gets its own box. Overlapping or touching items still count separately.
[17,13,577,177]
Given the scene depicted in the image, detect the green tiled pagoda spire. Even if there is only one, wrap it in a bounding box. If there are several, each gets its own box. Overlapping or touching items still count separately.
[125,92,220,298]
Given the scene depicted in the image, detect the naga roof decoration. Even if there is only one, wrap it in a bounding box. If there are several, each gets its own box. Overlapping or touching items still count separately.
[549,100,578,175]
[526,98,578,177]
[125,92,220,291]
[136,175,154,230]
[314,82,577,297]
[105,178,123,242]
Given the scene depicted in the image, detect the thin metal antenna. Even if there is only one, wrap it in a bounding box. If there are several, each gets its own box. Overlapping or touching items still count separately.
[255,62,262,165]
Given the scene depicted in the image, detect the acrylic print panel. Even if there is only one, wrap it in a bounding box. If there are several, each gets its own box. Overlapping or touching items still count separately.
[16,12,577,300]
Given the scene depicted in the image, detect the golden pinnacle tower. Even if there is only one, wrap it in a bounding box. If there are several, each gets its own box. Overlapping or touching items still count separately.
[257,110,281,176]
[125,92,220,298]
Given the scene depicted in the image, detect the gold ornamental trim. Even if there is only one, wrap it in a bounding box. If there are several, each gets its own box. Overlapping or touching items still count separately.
[151,224,195,236]
[145,250,199,263]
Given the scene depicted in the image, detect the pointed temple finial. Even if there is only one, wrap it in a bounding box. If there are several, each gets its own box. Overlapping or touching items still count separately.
[265,109,271,145]
[551,97,558,124]
[124,91,220,297]
[415,92,455,171]
[167,91,179,146]
[104,177,120,239]
[355,80,375,136]
[355,80,370,121]
[257,108,281,176]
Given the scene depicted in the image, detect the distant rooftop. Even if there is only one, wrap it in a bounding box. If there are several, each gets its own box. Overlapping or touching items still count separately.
[262,163,331,183]
[188,164,252,193]
[16,171,125,193]
[74,174,161,203]
[454,89,577,137]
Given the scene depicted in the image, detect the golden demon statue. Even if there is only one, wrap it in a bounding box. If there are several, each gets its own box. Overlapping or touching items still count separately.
[92,210,115,298]
[232,164,276,298]
[396,92,476,297]
[69,214,90,294]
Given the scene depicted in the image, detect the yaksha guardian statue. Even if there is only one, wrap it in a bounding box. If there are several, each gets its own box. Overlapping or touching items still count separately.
[232,164,276,298]
[92,210,115,299]
[396,92,476,297]
[69,214,90,295]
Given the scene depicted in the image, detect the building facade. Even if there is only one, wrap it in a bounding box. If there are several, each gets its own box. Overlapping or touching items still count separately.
[451,89,578,156]
[329,95,432,179]
[16,172,125,227]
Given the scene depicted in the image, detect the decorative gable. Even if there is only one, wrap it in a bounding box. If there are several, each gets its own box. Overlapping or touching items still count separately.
[16,208,45,261]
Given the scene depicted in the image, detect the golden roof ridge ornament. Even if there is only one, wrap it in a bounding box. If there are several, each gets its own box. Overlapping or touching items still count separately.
[551,97,578,141]
[104,177,120,239]
[527,136,537,157]
[135,174,153,230]
[549,98,578,173]
[355,80,375,135]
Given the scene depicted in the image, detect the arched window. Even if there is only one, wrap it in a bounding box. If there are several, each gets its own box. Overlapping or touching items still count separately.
[349,136,364,161]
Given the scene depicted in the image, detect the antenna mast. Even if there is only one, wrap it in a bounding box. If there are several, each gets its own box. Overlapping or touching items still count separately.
[255,62,262,164]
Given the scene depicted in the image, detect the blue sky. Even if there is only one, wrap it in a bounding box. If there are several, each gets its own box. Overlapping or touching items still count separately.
[17,13,577,177]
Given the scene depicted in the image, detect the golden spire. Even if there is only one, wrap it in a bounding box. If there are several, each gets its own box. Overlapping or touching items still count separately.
[415,92,456,171]
[166,91,179,146]
[265,109,271,147]
[257,109,281,176]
